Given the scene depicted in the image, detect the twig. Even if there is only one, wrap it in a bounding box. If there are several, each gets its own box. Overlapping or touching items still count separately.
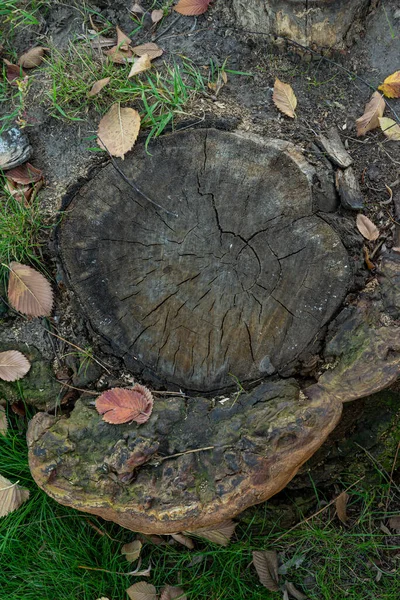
[56,380,99,396]
[385,441,400,514]
[157,445,216,461]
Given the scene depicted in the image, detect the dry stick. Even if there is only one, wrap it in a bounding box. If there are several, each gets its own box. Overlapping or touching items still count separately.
[272,476,365,544]
[384,441,400,514]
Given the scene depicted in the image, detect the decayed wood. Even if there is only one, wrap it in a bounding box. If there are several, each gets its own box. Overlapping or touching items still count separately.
[335,167,365,210]
[60,129,350,392]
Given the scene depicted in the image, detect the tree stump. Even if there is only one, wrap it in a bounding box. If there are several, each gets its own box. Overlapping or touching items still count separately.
[225,0,374,48]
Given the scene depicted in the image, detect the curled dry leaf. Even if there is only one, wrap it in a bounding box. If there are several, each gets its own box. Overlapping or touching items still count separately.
[174,0,211,15]
[5,162,43,185]
[126,581,157,600]
[379,117,400,141]
[378,70,400,98]
[189,519,237,546]
[95,384,154,424]
[129,54,152,78]
[170,532,195,549]
[273,78,297,119]
[0,350,31,382]
[132,43,163,59]
[388,516,400,532]
[356,91,385,137]
[130,3,145,15]
[88,77,111,97]
[151,9,164,23]
[335,491,349,524]
[0,474,29,518]
[3,59,26,84]
[97,103,141,159]
[7,262,54,317]
[160,585,187,600]
[284,581,308,600]
[0,406,7,436]
[121,539,142,563]
[116,26,131,50]
[252,550,279,592]
[104,45,133,64]
[18,46,48,68]
[356,214,380,241]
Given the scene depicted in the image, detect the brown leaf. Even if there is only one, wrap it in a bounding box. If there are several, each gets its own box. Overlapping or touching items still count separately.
[0,350,31,382]
[18,46,48,68]
[128,54,152,78]
[356,92,385,137]
[97,103,141,158]
[388,516,400,532]
[379,117,400,141]
[5,162,43,185]
[130,3,145,15]
[3,59,26,84]
[273,78,297,118]
[104,45,133,64]
[378,71,400,98]
[121,539,142,563]
[7,262,54,317]
[160,585,187,600]
[335,491,349,524]
[356,214,380,241]
[151,9,164,24]
[189,519,237,546]
[132,43,163,60]
[174,0,211,15]
[95,384,153,424]
[170,532,195,549]
[284,581,308,600]
[116,26,131,50]
[363,246,375,270]
[88,77,111,97]
[0,406,7,436]
[252,550,279,591]
[126,581,157,600]
[0,474,29,518]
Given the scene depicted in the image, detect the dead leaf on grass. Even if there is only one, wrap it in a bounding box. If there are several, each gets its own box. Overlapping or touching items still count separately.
[160,585,187,600]
[151,9,164,23]
[116,26,131,50]
[88,77,111,97]
[189,519,237,546]
[388,516,400,532]
[128,54,152,78]
[356,91,385,137]
[174,0,211,16]
[335,491,349,524]
[273,78,297,118]
[95,384,153,424]
[126,581,157,600]
[104,45,133,64]
[252,550,279,592]
[0,474,29,518]
[356,214,380,241]
[97,103,141,158]
[5,162,43,185]
[284,581,308,600]
[379,117,400,141]
[0,350,31,382]
[18,46,48,68]
[378,70,400,98]
[170,532,195,549]
[8,262,54,317]
[132,43,163,59]
[3,59,26,84]
[130,3,145,15]
[121,539,142,563]
[0,406,7,436]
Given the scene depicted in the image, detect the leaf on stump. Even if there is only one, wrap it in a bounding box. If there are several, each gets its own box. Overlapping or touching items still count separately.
[356,214,379,241]
[170,532,195,549]
[132,43,163,59]
[378,71,400,98]
[88,77,111,97]
[252,550,279,591]
[128,54,152,78]
[95,384,154,424]
[335,491,349,524]
[356,91,385,137]
[0,350,31,382]
[189,519,237,546]
[379,117,400,141]
[7,262,54,317]
[273,78,297,118]
[151,9,164,24]
[126,581,157,600]
[174,0,211,16]
[5,162,43,184]
[0,406,7,436]
[121,539,142,563]
[160,585,187,600]
[97,103,141,158]
[0,474,29,518]
[116,26,131,50]
[18,46,48,68]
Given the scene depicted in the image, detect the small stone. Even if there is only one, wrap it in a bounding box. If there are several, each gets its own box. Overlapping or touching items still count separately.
[0,127,32,170]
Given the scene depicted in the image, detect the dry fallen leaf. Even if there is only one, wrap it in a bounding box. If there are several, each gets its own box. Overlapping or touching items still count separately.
[189,519,237,546]
[121,539,142,563]
[0,474,29,518]
[116,26,131,50]
[151,9,164,23]
[7,262,54,317]
[363,246,375,270]
[356,91,385,137]
[273,78,297,118]
[3,59,26,84]
[170,532,195,549]
[5,162,43,185]
[284,581,308,600]
[97,103,141,158]
[88,77,111,97]
[379,117,400,141]
[132,43,163,59]
[126,581,157,600]
[388,516,400,532]
[130,3,145,15]
[252,550,279,592]
[128,54,152,78]
[378,70,400,98]
[0,350,31,382]
[104,46,133,64]
[335,491,349,524]
[0,406,7,436]
[18,46,48,68]
[174,0,211,16]
[95,384,153,424]
[160,585,187,600]
[356,214,380,241]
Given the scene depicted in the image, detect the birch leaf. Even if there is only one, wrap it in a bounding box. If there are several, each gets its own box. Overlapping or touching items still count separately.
[7,262,53,317]
[0,474,29,518]
[252,550,279,591]
[356,214,379,241]
[170,533,195,549]
[379,117,400,141]
[160,586,187,600]
[5,162,43,184]
[97,103,141,158]
[95,385,153,424]
[273,78,297,118]
[128,54,152,78]
[126,582,157,600]
[378,71,400,98]
[0,350,31,382]
[189,519,237,546]
[356,92,385,136]
[121,539,142,563]
[88,77,111,97]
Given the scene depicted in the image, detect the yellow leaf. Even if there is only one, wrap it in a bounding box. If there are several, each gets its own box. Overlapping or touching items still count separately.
[97,103,141,158]
[378,70,400,98]
[379,117,400,141]
[128,54,152,78]
[356,91,385,137]
[273,78,297,118]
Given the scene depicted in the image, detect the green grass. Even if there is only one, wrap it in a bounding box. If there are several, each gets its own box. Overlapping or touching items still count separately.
[1,413,399,600]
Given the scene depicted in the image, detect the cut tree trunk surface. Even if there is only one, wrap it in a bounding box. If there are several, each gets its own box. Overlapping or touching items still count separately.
[60,129,350,392]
